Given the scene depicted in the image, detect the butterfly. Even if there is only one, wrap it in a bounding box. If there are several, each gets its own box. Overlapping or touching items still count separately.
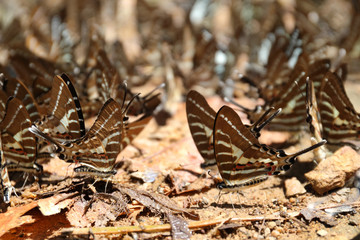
[186,90,281,168]
[30,98,152,177]
[213,105,326,190]
[34,73,85,144]
[307,71,360,149]
[0,97,42,173]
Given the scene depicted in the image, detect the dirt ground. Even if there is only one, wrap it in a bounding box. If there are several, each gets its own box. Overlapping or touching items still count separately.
[1,91,360,240]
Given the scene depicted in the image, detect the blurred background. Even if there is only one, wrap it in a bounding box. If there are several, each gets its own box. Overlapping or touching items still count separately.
[0,0,359,117]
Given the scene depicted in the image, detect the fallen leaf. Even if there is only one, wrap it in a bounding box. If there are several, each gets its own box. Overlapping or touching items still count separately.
[167,213,191,240]
[38,192,77,216]
[300,207,337,226]
[0,201,38,237]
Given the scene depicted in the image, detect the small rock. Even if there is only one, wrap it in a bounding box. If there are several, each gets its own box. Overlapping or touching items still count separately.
[284,177,307,197]
[275,226,283,233]
[317,229,328,237]
[264,228,271,236]
[271,230,281,237]
[305,146,360,194]
[348,217,358,226]
[289,197,296,203]
[267,221,277,229]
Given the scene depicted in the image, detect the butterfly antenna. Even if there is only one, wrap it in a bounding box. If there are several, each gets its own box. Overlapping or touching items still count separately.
[289,139,327,159]
[253,108,282,133]
[119,82,128,110]
[123,93,141,115]
[142,82,165,100]
[28,125,62,150]
[258,108,282,132]
[223,96,253,112]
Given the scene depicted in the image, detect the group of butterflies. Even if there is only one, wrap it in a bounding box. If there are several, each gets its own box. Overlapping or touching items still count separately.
[1,26,359,204]
[0,49,162,203]
[186,29,360,191]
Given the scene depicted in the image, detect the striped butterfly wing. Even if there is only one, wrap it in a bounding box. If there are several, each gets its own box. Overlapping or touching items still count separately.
[120,114,152,151]
[1,133,12,203]
[214,106,272,187]
[305,78,328,162]
[186,90,217,167]
[32,76,52,113]
[2,77,41,122]
[36,73,85,142]
[0,98,39,172]
[0,90,8,120]
[214,105,325,189]
[70,99,123,175]
[318,71,360,145]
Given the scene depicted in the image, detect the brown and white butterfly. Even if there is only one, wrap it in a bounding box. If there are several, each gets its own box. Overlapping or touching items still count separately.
[213,105,326,190]
[0,97,42,173]
[186,90,281,168]
[307,71,360,149]
[34,73,85,145]
[30,98,152,177]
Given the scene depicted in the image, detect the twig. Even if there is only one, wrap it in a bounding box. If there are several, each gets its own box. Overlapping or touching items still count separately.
[62,214,286,236]
[62,201,360,236]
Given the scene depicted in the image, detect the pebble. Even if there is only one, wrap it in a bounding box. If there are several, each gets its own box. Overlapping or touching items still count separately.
[267,221,277,229]
[264,228,271,236]
[348,217,358,226]
[305,146,360,194]
[271,230,280,237]
[317,229,328,237]
[284,177,307,197]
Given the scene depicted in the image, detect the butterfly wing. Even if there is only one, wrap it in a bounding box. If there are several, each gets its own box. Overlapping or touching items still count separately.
[0,98,37,169]
[2,77,41,122]
[186,90,217,167]
[36,73,85,141]
[318,72,360,144]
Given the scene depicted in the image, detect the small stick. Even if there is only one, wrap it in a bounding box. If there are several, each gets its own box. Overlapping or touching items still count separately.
[62,201,360,236]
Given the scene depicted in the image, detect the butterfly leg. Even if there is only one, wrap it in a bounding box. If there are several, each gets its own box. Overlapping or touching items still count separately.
[228,193,237,212]
[236,192,243,209]
[21,172,30,189]
[215,189,223,204]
